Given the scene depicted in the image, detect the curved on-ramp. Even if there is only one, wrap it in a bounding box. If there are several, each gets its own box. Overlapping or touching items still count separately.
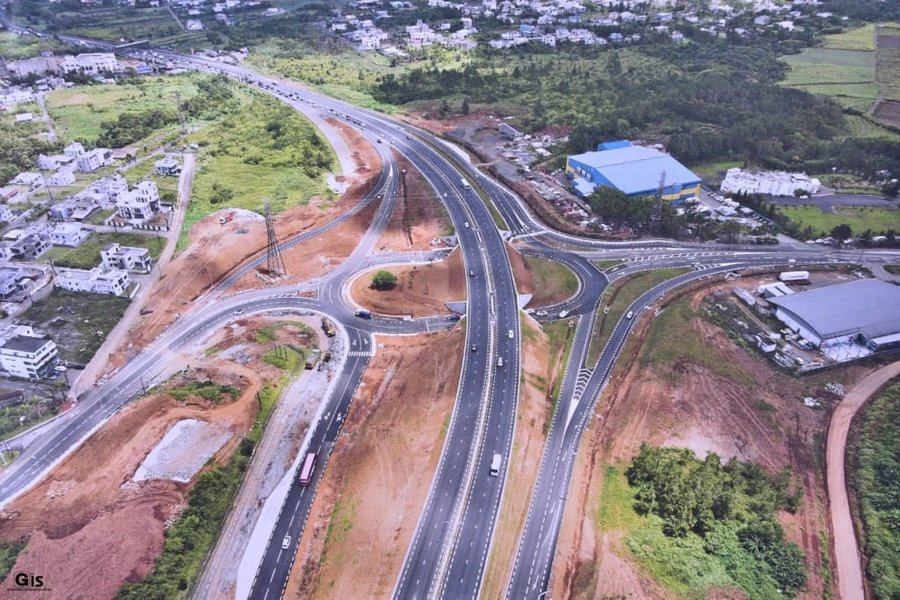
[827,361,900,600]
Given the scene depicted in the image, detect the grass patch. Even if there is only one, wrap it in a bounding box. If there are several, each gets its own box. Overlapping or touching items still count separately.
[321,495,360,566]
[522,255,578,305]
[261,346,304,372]
[586,268,691,367]
[781,46,877,111]
[168,380,240,403]
[542,318,576,431]
[640,298,754,387]
[885,264,900,275]
[0,30,68,59]
[591,259,623,270]
[691,160,743,181]
[20,289,130,364]
[0,395,63,442]
[850,381,900,600]
[778,205,900,237]
[43,232,163,270]
[822,24,877,51]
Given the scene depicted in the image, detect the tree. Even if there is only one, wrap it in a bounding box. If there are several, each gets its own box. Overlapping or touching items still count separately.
[831,223,853,242]
[209,183,234,205]
[719,220,742,244]
[371,270,398,290]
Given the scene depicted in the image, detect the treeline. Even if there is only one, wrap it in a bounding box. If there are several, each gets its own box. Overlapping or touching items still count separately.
[851,382,900,600]
[373,38,899,184]
[628,445,807,597]
[0,133,56,185]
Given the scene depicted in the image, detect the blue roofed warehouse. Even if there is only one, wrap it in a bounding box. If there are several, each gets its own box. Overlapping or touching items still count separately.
[566,140,701,202]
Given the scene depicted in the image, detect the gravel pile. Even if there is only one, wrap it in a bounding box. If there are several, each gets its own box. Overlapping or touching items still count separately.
[134,419,231,483]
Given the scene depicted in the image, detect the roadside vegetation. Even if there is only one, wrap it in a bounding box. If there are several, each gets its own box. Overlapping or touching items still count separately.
[44,232,164,270]
[849,380,900,599]
[521,255,578,306]
[586,267,690,366]
[0,393,64,442]
[541,318,576,427]
[0,539,27,581]
[598,446,806,599]
[777,206,900,239]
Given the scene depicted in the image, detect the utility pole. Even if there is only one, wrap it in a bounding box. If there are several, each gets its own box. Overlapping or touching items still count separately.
[650,170,666,235]
[174,90,187,134]
[263,199,287,277]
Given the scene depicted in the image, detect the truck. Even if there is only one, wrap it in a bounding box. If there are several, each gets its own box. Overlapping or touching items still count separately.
[460,178,470,189]
[321,317,336,337]
[490,453,502,477]
[355,309,372,319]
[298,452,317,486]
[218,212,235,225]
[305,348,321,370]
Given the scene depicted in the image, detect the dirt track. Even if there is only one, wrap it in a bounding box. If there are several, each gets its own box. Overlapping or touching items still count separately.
[827,361,900,600]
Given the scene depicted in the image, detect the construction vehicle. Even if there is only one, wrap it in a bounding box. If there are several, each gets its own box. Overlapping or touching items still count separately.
[305,348,321,370]
[218,212,235,225]
[321,317,336,337]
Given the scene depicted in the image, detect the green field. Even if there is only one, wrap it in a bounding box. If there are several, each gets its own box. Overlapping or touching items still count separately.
[44,232,164,270]
[821,24,877,51]
[44,75,205,143]
[782,47,877,110]
[0,30,69,60]
[779,206,900,237]
[876,26,900,102]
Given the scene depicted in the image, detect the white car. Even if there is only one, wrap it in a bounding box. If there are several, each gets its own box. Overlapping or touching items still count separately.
[507,329,514,339]
[282,535,291,550]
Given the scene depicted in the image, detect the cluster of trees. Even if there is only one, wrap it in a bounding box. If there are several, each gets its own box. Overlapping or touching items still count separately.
[0,132,56,185]
[371,270,398,290]
[851,382,900,599]
[627,445,807,596]
[97,109,177,148]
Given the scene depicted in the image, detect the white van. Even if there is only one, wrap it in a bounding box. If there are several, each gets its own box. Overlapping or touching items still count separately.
[490,453,502,476]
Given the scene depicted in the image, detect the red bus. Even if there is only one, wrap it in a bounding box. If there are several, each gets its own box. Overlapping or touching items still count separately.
[298,452,317,486]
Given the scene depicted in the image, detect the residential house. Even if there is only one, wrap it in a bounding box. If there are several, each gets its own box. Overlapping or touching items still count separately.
[0,335,58,379]
[7,233,50,260]
[76,148,113,173]
[50,196,100,221]
[50,222,92,247]
[10,172,43,189]
[54,267,130,296]
[116,180,160,222]
[46,167,76,187]
[101,243,152,273]
[154,156,181,176]
[0,187,27,205]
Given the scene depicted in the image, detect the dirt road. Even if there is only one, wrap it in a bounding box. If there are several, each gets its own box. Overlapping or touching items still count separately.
[827,361,900,600]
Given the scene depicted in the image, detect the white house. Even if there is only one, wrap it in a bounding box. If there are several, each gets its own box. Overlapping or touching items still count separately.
[55,267,130,296]
[50,222,92,247]
[101,243,152,273]
[10,172,43,189]
[46,167,76,187]
[76,148,113,173]
[0,335,58,380]
[116,180,161,222]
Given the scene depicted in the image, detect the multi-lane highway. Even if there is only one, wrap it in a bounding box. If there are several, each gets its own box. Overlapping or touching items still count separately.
[1,26,899,600]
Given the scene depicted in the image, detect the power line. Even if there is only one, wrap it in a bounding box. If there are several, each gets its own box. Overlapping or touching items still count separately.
[263,199,286,277]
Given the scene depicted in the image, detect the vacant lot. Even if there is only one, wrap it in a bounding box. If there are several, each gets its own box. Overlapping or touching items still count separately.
[20,289,130,364]
[508,246,580,308]
[822,23,877,51]
[45,75,203,143]
[44,232,163,270]
[779,205,900,237]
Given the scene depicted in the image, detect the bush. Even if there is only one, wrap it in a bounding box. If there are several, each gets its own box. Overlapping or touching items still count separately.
[371,270,398,290]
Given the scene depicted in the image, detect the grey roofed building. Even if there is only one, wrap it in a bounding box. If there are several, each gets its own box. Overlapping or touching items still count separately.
[769,279,900,347]
[2,335,50,354]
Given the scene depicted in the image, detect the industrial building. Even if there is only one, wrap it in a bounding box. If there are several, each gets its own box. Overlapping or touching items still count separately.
[769,279,900,351]
[565,140,701,201]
